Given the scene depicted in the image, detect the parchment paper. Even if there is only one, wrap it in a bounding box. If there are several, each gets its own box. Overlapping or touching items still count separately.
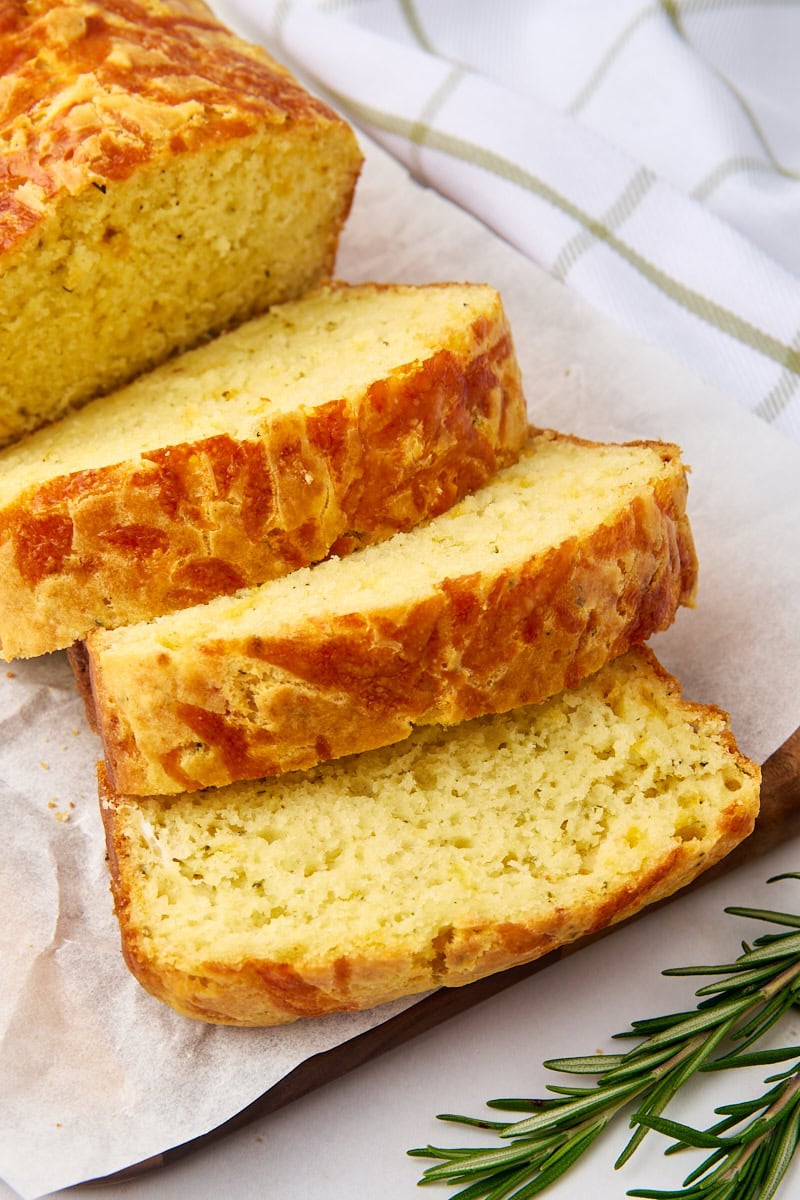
[2,138,799,1200]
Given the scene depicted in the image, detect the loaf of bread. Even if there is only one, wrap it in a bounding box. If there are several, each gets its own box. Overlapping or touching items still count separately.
[0,281,527,659]
[0,0,363,447]
[98,647,759,1026]
[84,430,698,795]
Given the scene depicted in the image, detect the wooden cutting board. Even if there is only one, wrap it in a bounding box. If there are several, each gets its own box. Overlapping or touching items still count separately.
[98,727,800,1183]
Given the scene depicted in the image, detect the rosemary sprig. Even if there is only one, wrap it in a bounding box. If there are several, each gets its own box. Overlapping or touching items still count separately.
[409,873,800,1199]
[629,1060,800,1199]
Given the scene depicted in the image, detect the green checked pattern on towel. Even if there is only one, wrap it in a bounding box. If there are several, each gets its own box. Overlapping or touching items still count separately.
[216,0,800,442]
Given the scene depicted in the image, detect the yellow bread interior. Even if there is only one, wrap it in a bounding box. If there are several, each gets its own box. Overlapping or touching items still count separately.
[0,125,361,446]
[103,649,760,1025]
[95,433,687,656]
[0,281,503,505]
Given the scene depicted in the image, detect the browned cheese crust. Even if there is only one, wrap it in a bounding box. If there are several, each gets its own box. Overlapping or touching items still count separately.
[0,0,350,256]
[0,287,527,658]
[88,435,698,795]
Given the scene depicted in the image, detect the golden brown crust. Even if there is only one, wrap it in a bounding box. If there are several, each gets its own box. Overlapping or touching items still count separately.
[89,436,698,795]
[0,0,350,256]
[0,286,527,658]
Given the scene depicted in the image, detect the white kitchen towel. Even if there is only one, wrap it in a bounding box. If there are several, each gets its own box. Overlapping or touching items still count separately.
[217,0,800,443]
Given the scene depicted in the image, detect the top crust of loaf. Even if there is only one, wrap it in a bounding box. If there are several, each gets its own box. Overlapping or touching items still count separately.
[0,0,349,256]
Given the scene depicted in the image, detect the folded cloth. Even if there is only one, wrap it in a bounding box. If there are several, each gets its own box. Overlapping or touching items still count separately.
[216,0,800,443]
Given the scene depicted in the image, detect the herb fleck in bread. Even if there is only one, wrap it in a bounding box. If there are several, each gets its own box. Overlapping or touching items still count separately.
[85,430,698,795]
[0,0,362,446]
[99,648,759,1027]
[0,281,526,659]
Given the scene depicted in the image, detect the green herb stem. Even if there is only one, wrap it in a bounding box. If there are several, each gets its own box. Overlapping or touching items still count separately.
[409,875,800,1200]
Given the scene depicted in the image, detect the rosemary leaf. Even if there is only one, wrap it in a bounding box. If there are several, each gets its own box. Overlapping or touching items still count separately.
[542,1054,628,1074]
[498,1079,642,1138]
[705,1048,800,1072]
[724,908,800,930]
[631,1114,726,1150]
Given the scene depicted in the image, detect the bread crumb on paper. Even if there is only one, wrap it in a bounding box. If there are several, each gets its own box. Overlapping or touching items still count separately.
[48,799,76,823]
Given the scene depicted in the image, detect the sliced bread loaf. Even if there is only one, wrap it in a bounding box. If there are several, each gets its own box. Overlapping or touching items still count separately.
[99,647,760,1026]
[85,430,698,795]
[0,281,526,659]
[0,0,362,446]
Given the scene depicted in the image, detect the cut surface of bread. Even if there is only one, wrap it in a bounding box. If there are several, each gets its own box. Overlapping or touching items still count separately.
[99,648,760,1026]
[0,0,362,445]
[0,281,526,658]
[86,430,698,795]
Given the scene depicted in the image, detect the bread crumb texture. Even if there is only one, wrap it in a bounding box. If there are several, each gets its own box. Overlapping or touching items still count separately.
[87,429,698,794]
[0,281,526,657]
[0,0,362,444]
[101,648,760,1025]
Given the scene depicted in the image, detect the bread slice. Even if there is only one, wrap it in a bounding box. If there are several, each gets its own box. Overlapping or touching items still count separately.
[84,430,698,795]
[98,647,759,1027]
[0,0,362,446]
[0,281,527,659]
